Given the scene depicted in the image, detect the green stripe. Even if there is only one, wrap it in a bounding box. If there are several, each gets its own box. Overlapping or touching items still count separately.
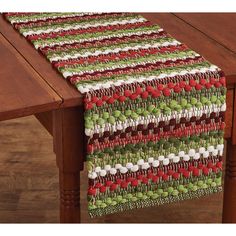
[88,185,222,217]
[75,62,212,86]
[7,13,82,22]
[32,25,160,47]
[60,50,196,73]
[84,89,225,127]
[20,14,145,33]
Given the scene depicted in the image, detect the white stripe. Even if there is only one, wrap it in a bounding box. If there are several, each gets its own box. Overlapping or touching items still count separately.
[22,17,147,36]
[88,144,224,179]
[77,65,219,93]
[84,103,226,137]
[49,40,181,62]
[34,29,164,49]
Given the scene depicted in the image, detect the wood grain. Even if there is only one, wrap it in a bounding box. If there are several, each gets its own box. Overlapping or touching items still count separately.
[223,139,236,222]
[0,116,59,223]
[231,83,236,145]
[0,33,62,121]
[0,15,82,108]
[53,107,85,223]
[35,111,53,136]
[225,89,233,139]
[175,13,236,54]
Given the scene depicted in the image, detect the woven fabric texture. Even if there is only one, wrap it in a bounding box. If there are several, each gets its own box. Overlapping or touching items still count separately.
[5,13,226,217]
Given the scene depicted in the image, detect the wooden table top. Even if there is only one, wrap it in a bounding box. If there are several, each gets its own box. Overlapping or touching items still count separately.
[175,13,236,54]
[0,13,236,122]
[0,15,82,109]
[0,32,62,121]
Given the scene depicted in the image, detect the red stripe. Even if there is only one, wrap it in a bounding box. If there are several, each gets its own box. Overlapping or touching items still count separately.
[4,13,36,17]
[27,21,153,41]
[83,80,224,110]
[83,73,224,100]
[53,45,187,68]
[41,31,167,54]
[88,159,222,189]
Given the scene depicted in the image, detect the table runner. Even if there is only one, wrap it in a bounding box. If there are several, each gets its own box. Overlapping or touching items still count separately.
[5,13,226,218]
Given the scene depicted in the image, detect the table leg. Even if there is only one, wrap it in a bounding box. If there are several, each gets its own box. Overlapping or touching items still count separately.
[53,107,85,223]
[223,138,236,223]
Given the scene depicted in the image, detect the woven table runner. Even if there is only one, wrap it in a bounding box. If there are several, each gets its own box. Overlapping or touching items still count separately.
[5,13,226,218]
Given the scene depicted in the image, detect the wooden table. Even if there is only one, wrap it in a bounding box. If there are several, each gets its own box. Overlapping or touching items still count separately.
[0,13,236,223]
